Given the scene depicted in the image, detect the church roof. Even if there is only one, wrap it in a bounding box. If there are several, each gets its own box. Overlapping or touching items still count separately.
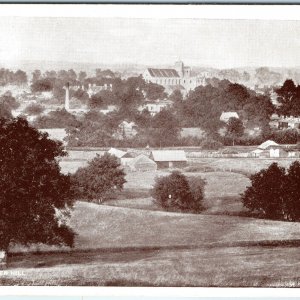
[147,68,180,78]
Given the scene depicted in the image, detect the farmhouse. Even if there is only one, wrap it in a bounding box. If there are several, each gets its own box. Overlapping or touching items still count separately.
[250,140,288,158]
[150,150,187,169]
[220,111,239,123]
[128,154,157,172]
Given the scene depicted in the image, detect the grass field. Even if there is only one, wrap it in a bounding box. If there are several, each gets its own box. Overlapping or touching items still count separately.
[3,156,300,286]
[4,201,300,286]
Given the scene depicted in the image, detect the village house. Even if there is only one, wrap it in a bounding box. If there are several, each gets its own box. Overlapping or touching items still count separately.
[150,150,187,169]
[269,114,300,130]
[138,100,172,116]
[86,83,113,98]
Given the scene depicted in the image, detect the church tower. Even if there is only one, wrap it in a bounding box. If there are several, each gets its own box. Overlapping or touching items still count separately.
[174,61,184,77]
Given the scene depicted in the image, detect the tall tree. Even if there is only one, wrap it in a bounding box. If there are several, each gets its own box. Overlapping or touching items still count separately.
[0,118,75,257]
[225,117,244,146]
[241,163,287,220]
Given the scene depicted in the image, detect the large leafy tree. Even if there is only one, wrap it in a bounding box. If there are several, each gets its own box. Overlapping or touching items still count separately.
[241,163,288,220]
[71,153,126,202]
[0,118,75,254]
[276,79,300,116]
[285,161,300,221]
[151,171,205,213]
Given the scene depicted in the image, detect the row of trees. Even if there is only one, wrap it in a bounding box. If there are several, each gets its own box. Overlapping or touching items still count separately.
[0,68,27,86]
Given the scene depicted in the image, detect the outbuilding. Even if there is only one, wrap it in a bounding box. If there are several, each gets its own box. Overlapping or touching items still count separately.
[128,154,157,171]
[150,150,187,169]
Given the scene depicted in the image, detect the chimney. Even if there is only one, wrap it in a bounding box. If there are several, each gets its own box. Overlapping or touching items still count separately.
[65,82,70,111]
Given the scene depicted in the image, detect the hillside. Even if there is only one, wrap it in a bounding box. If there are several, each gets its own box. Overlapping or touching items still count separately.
[4,201,300,286]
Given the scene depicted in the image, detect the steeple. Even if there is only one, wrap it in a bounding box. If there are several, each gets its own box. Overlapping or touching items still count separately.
[64,82,70,111]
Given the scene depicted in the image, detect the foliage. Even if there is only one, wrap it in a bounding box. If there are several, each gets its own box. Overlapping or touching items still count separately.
[0,118,75,252]
[24,103,45,116]
[145,82,167,100]
[71,153,126,202]
[151,109,181,147]
[275,79,300,116]
[187,176,206,212]
[33,109,81,129]
[200,138,223,150]
[31,78,54,92]
[72,88,89,104]
[225,117,244,146]
[241,162,300,221]
[151,171,205,213]
[169,89,183,102]
[0,68,27,86]
[177,80,274,136]
[0,92,20,119]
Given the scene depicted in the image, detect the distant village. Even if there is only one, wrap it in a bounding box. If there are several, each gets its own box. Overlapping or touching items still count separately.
[1,61,300,174]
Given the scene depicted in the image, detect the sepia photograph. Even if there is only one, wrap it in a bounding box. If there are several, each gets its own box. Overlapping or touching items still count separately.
[1,4,300,288]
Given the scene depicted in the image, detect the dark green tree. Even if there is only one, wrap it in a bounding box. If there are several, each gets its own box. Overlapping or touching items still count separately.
[151,171,205,213]
[285,161,300,221]
[225,117,244,146]
[71,153,126,203]
[241,163,287,220]
[0,118,75,256]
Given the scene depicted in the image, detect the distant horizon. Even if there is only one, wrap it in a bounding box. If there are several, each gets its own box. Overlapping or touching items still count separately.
[1,17,300,70]
[2,58,300,72]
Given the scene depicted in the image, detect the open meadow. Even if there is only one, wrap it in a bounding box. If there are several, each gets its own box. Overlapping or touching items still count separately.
[3,156,300,286]
[4,201,300,286]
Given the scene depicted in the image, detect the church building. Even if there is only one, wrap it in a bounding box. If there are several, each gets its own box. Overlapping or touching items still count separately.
[143,61,205,95]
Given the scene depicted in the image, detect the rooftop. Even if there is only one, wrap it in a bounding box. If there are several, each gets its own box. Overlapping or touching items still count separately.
[151,150,187,162]
[147,68,179,78]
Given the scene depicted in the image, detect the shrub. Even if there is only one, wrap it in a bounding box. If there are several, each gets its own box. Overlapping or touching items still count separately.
[71,153,126,203]
[151,171,205,213]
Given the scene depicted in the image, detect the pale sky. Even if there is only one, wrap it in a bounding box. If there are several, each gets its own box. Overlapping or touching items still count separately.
[0,17,300,68]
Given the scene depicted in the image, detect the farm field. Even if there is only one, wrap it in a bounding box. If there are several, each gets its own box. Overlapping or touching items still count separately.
[4,201,300,286]
[106,170,249,214]
[4,156,300,286]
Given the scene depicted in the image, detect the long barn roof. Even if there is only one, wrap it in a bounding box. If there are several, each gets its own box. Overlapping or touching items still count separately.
[147,68,180,78]
[151,150,187,162]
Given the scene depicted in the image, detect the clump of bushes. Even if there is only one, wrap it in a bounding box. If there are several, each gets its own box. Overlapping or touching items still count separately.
[242,161,300,221]
[71,153,126,203]
[151,171,206,213]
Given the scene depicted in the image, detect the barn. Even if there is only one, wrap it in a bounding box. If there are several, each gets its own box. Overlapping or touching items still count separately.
[128,154,157,172]
[150,150,187,169]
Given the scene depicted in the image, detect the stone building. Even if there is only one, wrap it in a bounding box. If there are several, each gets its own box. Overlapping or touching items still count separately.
[143,61,205,95]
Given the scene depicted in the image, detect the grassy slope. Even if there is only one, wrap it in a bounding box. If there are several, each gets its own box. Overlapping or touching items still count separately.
[4,202,300,286]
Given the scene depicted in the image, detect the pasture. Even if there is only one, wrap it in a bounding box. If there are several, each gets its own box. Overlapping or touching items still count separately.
[4,202,300,286]
[3,154,300,286]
